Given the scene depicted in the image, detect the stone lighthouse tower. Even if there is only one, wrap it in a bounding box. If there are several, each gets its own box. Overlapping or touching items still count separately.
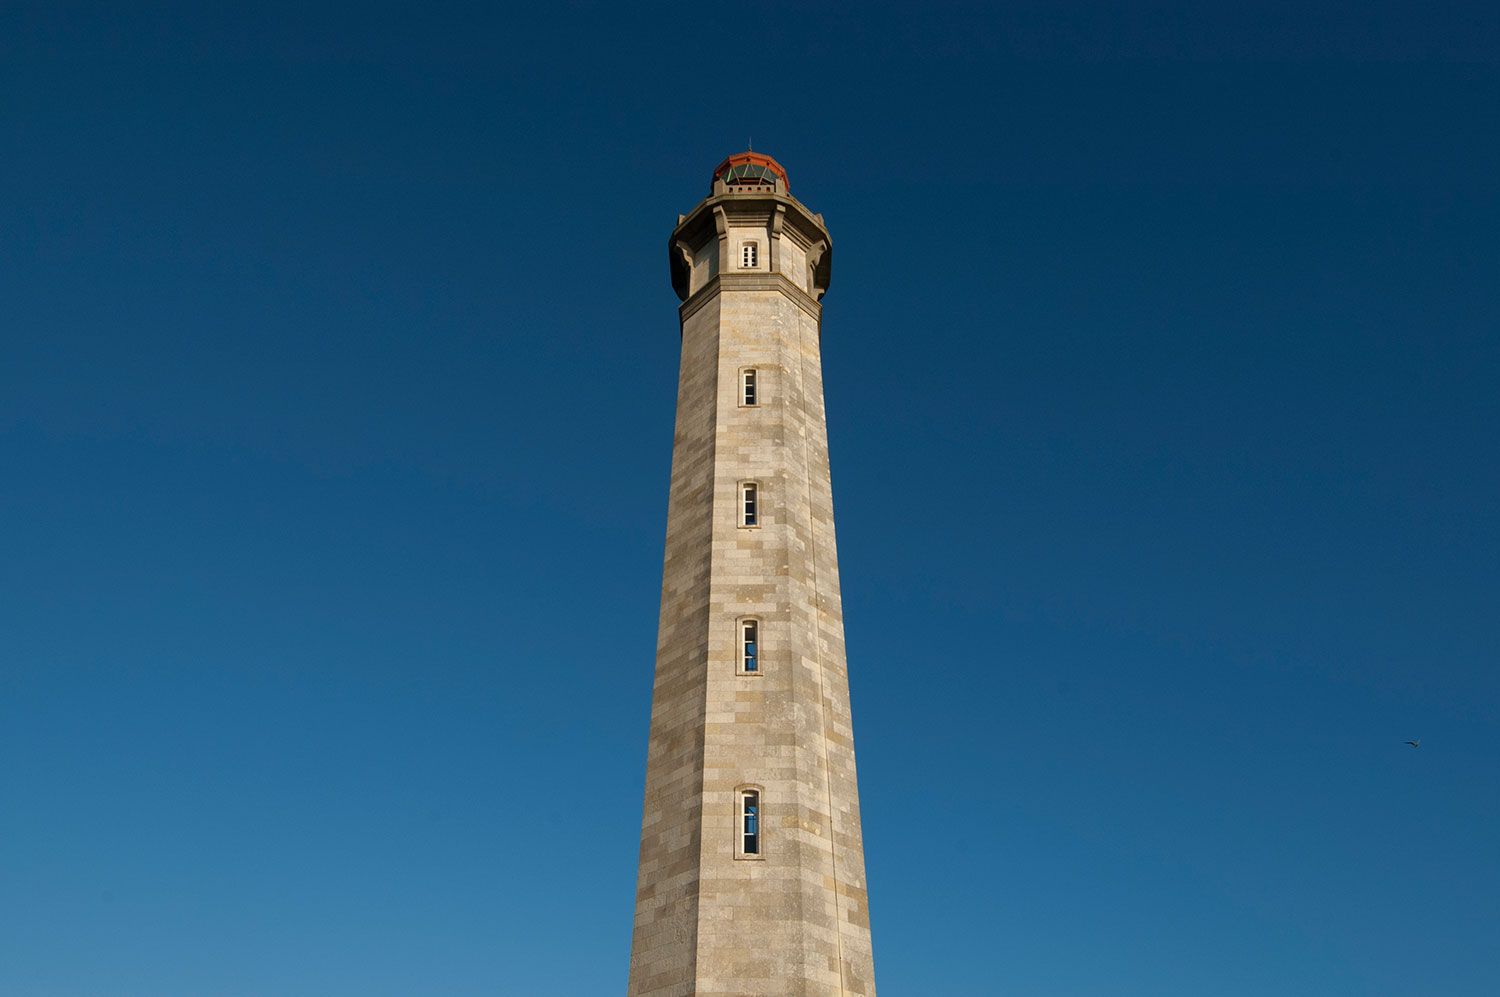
[627,153,876,997]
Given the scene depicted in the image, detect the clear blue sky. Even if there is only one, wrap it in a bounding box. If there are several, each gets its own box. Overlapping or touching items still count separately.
[3,3,1497,994]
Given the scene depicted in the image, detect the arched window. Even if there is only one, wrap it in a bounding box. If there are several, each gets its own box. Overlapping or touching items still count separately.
[741,367,758,407]
[741,242,758,268]
[740,482,758,527]
[738,788,762,857]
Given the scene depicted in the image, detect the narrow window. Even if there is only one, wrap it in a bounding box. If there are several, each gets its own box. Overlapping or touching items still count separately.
[741,482,758,527]
[742,368,757,406]
[741,790,760,856]
[741,619,759,673]
[742,242,758,268]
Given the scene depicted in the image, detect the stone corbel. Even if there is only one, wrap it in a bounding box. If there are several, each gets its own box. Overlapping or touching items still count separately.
[712,205,729,275]
[769,204,786,275]
[807,238,829,299]
[673,237,695,295]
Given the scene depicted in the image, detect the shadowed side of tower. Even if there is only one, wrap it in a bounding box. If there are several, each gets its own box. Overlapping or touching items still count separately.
[628,155,876,997]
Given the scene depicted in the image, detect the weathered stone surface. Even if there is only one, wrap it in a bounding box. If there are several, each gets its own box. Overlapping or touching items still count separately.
[629,164,876,997]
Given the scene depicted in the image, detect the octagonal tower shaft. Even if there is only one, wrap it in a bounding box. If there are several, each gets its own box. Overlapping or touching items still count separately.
[628,163,875,996]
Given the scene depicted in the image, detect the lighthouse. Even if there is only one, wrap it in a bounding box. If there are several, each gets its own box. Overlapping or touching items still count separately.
[627,153,877,997]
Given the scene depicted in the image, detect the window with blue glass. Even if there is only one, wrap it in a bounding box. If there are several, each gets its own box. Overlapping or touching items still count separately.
[741,619,759,673]
[740,789,760,856]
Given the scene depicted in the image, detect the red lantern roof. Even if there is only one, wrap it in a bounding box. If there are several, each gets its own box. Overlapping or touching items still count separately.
[712,151,789,191]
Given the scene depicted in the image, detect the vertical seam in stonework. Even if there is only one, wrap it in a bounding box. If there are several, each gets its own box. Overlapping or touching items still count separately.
[797,309,848,997]
[686,312,719,990]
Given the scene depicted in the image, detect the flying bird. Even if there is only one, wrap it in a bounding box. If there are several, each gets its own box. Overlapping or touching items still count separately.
[1405,740,1421,748]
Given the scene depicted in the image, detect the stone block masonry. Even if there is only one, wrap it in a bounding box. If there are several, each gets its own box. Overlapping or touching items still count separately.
[628,154,876,997]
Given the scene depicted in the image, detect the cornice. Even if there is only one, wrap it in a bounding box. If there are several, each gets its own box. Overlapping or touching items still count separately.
[678,272,823,327]
[677,191,829,245]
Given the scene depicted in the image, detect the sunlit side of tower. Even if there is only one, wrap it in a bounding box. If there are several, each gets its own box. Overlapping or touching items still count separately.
[627,153,876,996]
